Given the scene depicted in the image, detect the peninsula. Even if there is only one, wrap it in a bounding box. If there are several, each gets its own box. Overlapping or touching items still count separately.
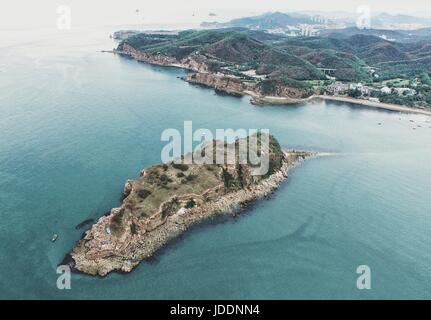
[66,134,314,276]
[113,28,431,116]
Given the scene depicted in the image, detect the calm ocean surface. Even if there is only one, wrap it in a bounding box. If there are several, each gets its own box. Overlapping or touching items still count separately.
[1,26,431,299]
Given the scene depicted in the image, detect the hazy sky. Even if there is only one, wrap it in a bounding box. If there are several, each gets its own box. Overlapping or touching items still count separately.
[1,0,431,29]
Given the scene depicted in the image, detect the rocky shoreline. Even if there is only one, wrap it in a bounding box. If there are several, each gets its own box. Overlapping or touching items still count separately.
[65,144,316,277]
[115,45,307,104]
[113,46,431,116]
[181,72,431,115]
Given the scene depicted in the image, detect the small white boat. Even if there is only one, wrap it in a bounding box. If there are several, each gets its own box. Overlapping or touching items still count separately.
[52,234,58,242]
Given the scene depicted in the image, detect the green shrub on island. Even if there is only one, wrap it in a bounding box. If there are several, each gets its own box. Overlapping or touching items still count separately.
[111,210,126,232]
[159,174,173,185]
[185,199,196,209]
[130,223,138,235]
[172,163,189,171]
[137,189,152,200]
[185,174,197,182]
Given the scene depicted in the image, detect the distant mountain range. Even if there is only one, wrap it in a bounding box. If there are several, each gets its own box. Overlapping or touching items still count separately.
[372,13,431,29]
[201,12,320,30]
[201,11,431,31]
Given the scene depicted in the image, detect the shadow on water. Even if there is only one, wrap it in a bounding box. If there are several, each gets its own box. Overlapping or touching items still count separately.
[143,174,329,269]
[136,157,324,263]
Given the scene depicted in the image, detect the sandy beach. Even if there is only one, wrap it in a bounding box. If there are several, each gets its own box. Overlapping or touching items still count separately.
[314,95,431,117]
[251,94,431,116]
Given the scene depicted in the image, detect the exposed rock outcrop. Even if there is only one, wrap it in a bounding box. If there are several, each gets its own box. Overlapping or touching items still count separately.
[66,134,315,276]
[117,45,313,104]
[183,72,252,97]
[121,44,210,73]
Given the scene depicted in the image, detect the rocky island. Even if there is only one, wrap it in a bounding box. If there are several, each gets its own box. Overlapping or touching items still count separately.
[65,134,314,276]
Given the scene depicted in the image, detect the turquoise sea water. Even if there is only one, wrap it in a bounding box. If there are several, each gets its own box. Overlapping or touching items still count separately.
[1,27,431,299]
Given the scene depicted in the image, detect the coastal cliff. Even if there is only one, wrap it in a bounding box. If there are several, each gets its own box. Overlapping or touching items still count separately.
[66,134,315,276]
[183,72,250,97]
[112,28,431,112]
[117,43,313,103]
[116,45,431,114]
[121,44,210,73]
[120,44,252,97]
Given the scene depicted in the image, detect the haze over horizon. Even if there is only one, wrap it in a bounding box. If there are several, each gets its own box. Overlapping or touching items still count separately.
[1,0,431,30]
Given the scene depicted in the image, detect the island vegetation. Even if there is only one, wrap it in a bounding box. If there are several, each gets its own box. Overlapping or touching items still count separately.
[66,133,314,276]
